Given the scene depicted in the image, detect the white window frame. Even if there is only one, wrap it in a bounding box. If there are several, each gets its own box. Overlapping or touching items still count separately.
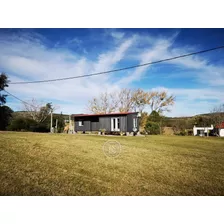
[111,117,120,131]
[133,117,137,128]
[79,120,84,126]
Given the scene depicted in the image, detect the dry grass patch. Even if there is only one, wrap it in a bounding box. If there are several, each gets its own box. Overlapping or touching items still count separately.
[0,132,223,195]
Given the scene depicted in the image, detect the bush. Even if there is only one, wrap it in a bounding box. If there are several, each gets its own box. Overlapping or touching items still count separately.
[175,130,188,136]
[7,117,35,131]
[7,117,49,132]
[145,121,160,135]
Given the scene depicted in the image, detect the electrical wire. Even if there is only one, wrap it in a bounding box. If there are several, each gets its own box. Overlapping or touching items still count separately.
[9,45,224,84]
[3,89,32,106]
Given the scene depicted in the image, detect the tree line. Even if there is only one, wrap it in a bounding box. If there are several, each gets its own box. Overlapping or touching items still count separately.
[1,72,223,135]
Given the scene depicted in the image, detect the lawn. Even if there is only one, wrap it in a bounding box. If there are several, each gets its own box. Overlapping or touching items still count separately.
[0,131,223,196]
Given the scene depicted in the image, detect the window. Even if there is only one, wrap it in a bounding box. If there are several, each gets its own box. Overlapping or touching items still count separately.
[133,118,137,128]
[117,118,120,129]
[111,118,120,131]
[113,118,116,130]
[79,121,84,126]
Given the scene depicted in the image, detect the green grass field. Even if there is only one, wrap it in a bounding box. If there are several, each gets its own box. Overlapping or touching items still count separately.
[0,132,223,195]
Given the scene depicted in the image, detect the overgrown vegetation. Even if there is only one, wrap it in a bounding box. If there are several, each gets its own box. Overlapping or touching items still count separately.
[7,111,68,132]
[0,132,223,195]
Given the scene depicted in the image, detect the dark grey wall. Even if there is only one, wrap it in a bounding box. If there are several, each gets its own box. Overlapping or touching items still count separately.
[75,119,90,132]
[99,116,111,131]
[91,121,100,131]
[127,113,139,132]
[99,115,127,132]
[75,120,82,131]
[120,116,127,132]
[74,113,138,132]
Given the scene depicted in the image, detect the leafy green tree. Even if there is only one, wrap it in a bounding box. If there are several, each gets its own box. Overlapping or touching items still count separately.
[148,110,165,134]
[0,72,9,106]
[0,106,13,130]
[149,110,161,123]
[145,111,162,135]
[0,72,14,130]
[145,121,160,135]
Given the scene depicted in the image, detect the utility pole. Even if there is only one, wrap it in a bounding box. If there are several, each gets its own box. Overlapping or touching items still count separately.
[55,119,58,133]
[69,115,71,134]
[50,109,53,133]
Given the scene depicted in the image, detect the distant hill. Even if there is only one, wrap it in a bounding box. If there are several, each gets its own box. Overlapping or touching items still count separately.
[13,111,69,119]
[167,112,224,120]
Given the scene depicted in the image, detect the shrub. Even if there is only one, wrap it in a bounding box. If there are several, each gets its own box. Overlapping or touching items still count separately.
[175,130,187,136]
[145,121,160,135]
[7,117,49,132]
[7,117,36,131]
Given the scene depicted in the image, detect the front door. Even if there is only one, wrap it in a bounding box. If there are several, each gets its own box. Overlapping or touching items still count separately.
[111,118,120,131]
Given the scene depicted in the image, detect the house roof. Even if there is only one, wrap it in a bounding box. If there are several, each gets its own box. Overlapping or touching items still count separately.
[71,112,138,117]
[216,122,224,129]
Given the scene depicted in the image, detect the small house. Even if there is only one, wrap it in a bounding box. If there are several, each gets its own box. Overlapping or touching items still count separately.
[193,125,214,136]
[216,121,224,137]
[72,112,140,135]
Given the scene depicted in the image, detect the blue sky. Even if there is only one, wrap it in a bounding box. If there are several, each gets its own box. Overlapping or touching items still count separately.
[0,28,223,117]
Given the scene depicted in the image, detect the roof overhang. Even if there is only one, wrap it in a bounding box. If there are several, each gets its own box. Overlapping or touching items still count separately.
[216,122,224,129]
[72,112,138,118]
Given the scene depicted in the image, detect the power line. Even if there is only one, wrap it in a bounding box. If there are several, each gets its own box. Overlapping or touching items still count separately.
[3,89,32,106]
[4,89,54,133]
[4,89,55,111]
[10,45,224,84]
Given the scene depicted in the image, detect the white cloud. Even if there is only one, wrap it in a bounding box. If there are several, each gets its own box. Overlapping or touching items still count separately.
[0,33,135,114]
[150,86,223,117]
[118,38,174,85]
[104,29,125,40]
[1,30,223,116]
[110,31,125,39]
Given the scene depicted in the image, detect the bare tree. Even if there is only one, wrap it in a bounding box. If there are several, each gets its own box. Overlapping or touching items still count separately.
[87,89,175,115]
[22,99,58,123]
[87,92,117,114]
[139,111,148,131]
[87,89,142,113]
[148,91,175,114]
[118,88,135,112]
[132,88,149,113]
[210,103,224,126]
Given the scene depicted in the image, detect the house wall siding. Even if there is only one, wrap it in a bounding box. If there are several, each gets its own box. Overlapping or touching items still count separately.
[99,117,111,131]
[120,116,127,132]
[75,119,90,132]
[91,121,100,131]
[74,113,137,132]
[127,113,139,132]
